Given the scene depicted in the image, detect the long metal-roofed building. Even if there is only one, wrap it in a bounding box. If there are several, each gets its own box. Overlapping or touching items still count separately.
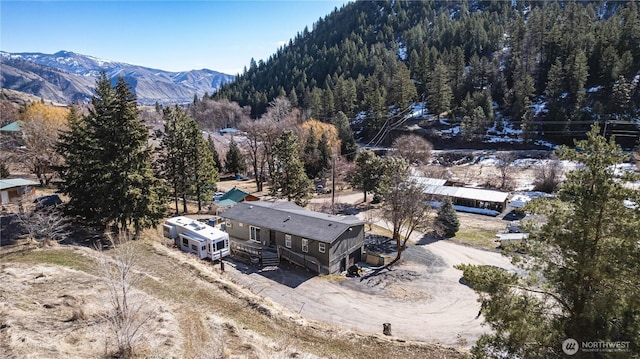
[410,176,509,215]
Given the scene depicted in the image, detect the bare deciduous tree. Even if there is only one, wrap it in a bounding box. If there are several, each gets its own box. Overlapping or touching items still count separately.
[19,102,68,185]
[389,134,433,166]
[495,152,516,190]
[99,241,152,358]
[378,158,432,265]
[17,208,71,246]
[533,157,563,193]
[191,98,250,130]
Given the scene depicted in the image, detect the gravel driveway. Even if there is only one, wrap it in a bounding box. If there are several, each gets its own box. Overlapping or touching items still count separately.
[222,230,515,349]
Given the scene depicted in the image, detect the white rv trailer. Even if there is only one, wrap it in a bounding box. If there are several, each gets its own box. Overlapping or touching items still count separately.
[163,216,230,261]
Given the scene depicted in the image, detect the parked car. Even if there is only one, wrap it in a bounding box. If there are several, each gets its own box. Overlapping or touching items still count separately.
[33,194,63,210]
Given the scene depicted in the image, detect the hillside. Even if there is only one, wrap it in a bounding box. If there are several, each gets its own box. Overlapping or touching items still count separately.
[0,237,466,359]
[213,0,640,146]
[0,51,235,105]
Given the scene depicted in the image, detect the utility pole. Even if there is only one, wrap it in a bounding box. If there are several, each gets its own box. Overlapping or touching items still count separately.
[331,155,336,214]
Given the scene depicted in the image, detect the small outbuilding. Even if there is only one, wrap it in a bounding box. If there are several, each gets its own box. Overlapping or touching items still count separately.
[220,201,365,274]
[1,178,39,205]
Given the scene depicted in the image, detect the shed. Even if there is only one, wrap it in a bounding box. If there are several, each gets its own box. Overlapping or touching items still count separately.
[218,187,259,203]
[0,121,22,132]
[1,178,39,205]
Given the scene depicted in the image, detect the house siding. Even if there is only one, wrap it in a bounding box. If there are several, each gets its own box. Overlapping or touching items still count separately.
[225,217,364,274]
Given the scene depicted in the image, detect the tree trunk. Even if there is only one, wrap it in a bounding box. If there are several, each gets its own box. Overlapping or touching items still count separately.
[182,195,187,214]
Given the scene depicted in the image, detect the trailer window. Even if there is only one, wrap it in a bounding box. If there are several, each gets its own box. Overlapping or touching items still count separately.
[191,244,197,251]
[285,234,291,248]
[215,241,227,251]
[182,238,188,246]
[302,238,308,253]
[319,242,325,253]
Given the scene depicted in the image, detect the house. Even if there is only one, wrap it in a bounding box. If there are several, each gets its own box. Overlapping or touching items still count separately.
[220,201,365,274]
[163,216,230,261]
[0,178,39,205]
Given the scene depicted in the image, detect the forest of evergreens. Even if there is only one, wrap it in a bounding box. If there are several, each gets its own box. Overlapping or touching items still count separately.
[212,0,640,146]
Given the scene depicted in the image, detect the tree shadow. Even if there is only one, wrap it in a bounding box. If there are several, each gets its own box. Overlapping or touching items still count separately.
[415,232,448,245]
[228,258,315,288]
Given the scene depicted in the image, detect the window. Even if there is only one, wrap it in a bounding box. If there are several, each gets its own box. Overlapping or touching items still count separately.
[250,226,261,242]
[182,238,188,246]
[191,244,197,251]
[285,234,292,248]
[225,220,232,229]
[302,238,308,253]
[239,222,244,227]
[201,245,206,251]
[318,242,325,253]
[215,240,227,251]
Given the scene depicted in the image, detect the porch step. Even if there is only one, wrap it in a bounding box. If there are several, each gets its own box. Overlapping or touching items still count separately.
[261,250,280,266]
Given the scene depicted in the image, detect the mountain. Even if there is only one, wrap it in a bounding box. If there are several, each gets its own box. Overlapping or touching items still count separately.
[0,51,235,105]
[213,0,640,146]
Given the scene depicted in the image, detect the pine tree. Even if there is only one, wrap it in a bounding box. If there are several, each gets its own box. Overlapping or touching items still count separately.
[270,130,313,205]
[156,106,190,214]
[57,74,165,235]
[225,138,246,177]
[317,132,332,178]
[427,60,452,116]
[333,111,358,161]
[436,197,459,237]
[457,125,640,358]
[303,127,319,179]
[208,134,223,174]
[349,150,384,202]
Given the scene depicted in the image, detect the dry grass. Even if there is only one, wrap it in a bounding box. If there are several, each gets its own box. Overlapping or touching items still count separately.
[0,233,468,359]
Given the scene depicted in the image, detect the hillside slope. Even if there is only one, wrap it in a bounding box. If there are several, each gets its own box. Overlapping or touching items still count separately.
[0,238,466,359]
[214,0,640,144]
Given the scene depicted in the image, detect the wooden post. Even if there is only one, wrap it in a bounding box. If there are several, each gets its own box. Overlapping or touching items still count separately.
[383,323,392,336]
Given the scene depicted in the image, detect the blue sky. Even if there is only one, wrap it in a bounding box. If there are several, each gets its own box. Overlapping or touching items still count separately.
[1,1,348,75]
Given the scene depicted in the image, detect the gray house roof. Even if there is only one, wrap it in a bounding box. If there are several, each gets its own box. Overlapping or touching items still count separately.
[220,201,364,243]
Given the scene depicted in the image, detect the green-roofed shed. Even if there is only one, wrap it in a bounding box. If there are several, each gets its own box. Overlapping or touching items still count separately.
[219,187,259,203]
[0,121,22,132]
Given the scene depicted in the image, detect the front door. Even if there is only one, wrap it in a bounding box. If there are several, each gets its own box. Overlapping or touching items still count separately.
[269,230,276,247]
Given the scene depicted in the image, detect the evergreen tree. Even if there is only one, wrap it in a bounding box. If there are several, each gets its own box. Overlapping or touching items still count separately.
[349,150,384,202]
[57,74,165,235]
[427,60,452,116]
[317,132,332,178]
[436,197,459,237]
[457,125,640,358]
[270,130,313,205]
[184,120,219,212]
[303,127,319,179]
[156,106,190,214]
[332,111,358,161]
[208,134,223,174]
[225,138,246,177]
